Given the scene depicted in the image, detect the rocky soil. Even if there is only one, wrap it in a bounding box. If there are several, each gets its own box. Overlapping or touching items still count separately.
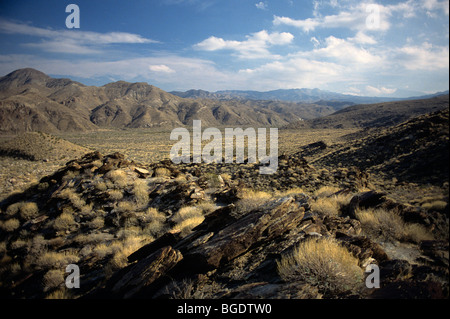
[0,148,448,299]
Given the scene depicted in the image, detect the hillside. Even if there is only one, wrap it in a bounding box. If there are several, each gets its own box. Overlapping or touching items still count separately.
[308,108,449,186]
[0,68,339,133]
[0,132,91,161]
[284,95,449,129]
[0,111,448,298]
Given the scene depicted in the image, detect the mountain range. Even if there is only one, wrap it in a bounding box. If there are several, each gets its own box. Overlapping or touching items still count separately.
[170,88,449,104]
[0,68,343,133]
[0,68,448,133]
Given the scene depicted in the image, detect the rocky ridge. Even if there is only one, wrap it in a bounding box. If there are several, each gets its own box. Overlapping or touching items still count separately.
[0,149,447,299]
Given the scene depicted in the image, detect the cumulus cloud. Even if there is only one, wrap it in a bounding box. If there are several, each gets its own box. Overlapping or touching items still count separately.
[299,36,382,65]
[392,43,450,70]
[255,2,268,10]
[194,30,294,59]
[273,2,410,32]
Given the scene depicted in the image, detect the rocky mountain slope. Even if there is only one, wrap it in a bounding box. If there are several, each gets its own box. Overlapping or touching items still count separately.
[309,108,449,186]
[0,68,338,133]
[285,95,449,129]
[0,107,448,300]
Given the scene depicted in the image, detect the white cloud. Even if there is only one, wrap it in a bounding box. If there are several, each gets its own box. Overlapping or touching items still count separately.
[365,85,397,96]
[299,36,382,65]
[273,16,320,32]
[255,2,268,10]
[392,43,450,70]
[0,20,157,54]
[273,2,407,32]
[148,64,176,73]
[310,36,320,48]
[194,30,294,59]
[422,0,450,16]
[349,31,377,44]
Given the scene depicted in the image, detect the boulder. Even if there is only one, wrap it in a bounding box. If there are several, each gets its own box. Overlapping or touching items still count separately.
[183,196,306,271]
[112,246,183,298]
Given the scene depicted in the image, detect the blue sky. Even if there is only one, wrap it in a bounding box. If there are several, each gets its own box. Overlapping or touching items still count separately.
[0,0,448,97]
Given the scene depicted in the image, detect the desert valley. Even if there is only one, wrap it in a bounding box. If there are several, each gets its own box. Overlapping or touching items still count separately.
[0,68,448,300]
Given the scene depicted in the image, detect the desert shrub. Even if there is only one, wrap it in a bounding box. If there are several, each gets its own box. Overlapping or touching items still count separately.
[311,197,340,217]
[10,239,27,250]
[116,201,135,214]
[139,207,168,237]
[107,189,124,201]
[195,202,217,215]
[172,206,203,224]
[173,174,187,183]
[0,218,20,232]
[73,232,114,246]
[87,217,104,229]
[53,212,75,231]
[108,235,152,270]
[0,241,6,255]
[5,202,21,216]
[355,207,433,243]
[276,187,305,197]
[172,216,205,237]
[204,173,223,188]
[403,223,435,243]
[132,179,149,206]
[45,288,72,299]
[154,167,171,177]
[57,188,86,210]
[311,192,352,217]
[314,186,340,198]
[235,189,272,214]
[421,200,448,211]
[277,237,363,294]
[105,169,128,188]
[43,269,65,291]
[166,278,225,299]
[18,202,39,220]
[36,251,79,270]
[171,206,205,236]
[94,180,108,191]
[61,170,77,183]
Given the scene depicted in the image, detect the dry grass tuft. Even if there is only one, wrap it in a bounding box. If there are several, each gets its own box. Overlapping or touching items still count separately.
[105,169,128,188]
[314,186,340,198]
[310,193,352,217]
[154,167,171,177]
[0,218,21,232]
[53,212,75,231]
[132,179,149,206]
[235,188,273,214]
[277,237,363,294]
[355,207,434,243]
[36,251,79,270]
[171,206,205,236]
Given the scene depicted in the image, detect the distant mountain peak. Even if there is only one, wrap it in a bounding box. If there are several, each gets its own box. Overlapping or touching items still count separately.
[2,68,50,87]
